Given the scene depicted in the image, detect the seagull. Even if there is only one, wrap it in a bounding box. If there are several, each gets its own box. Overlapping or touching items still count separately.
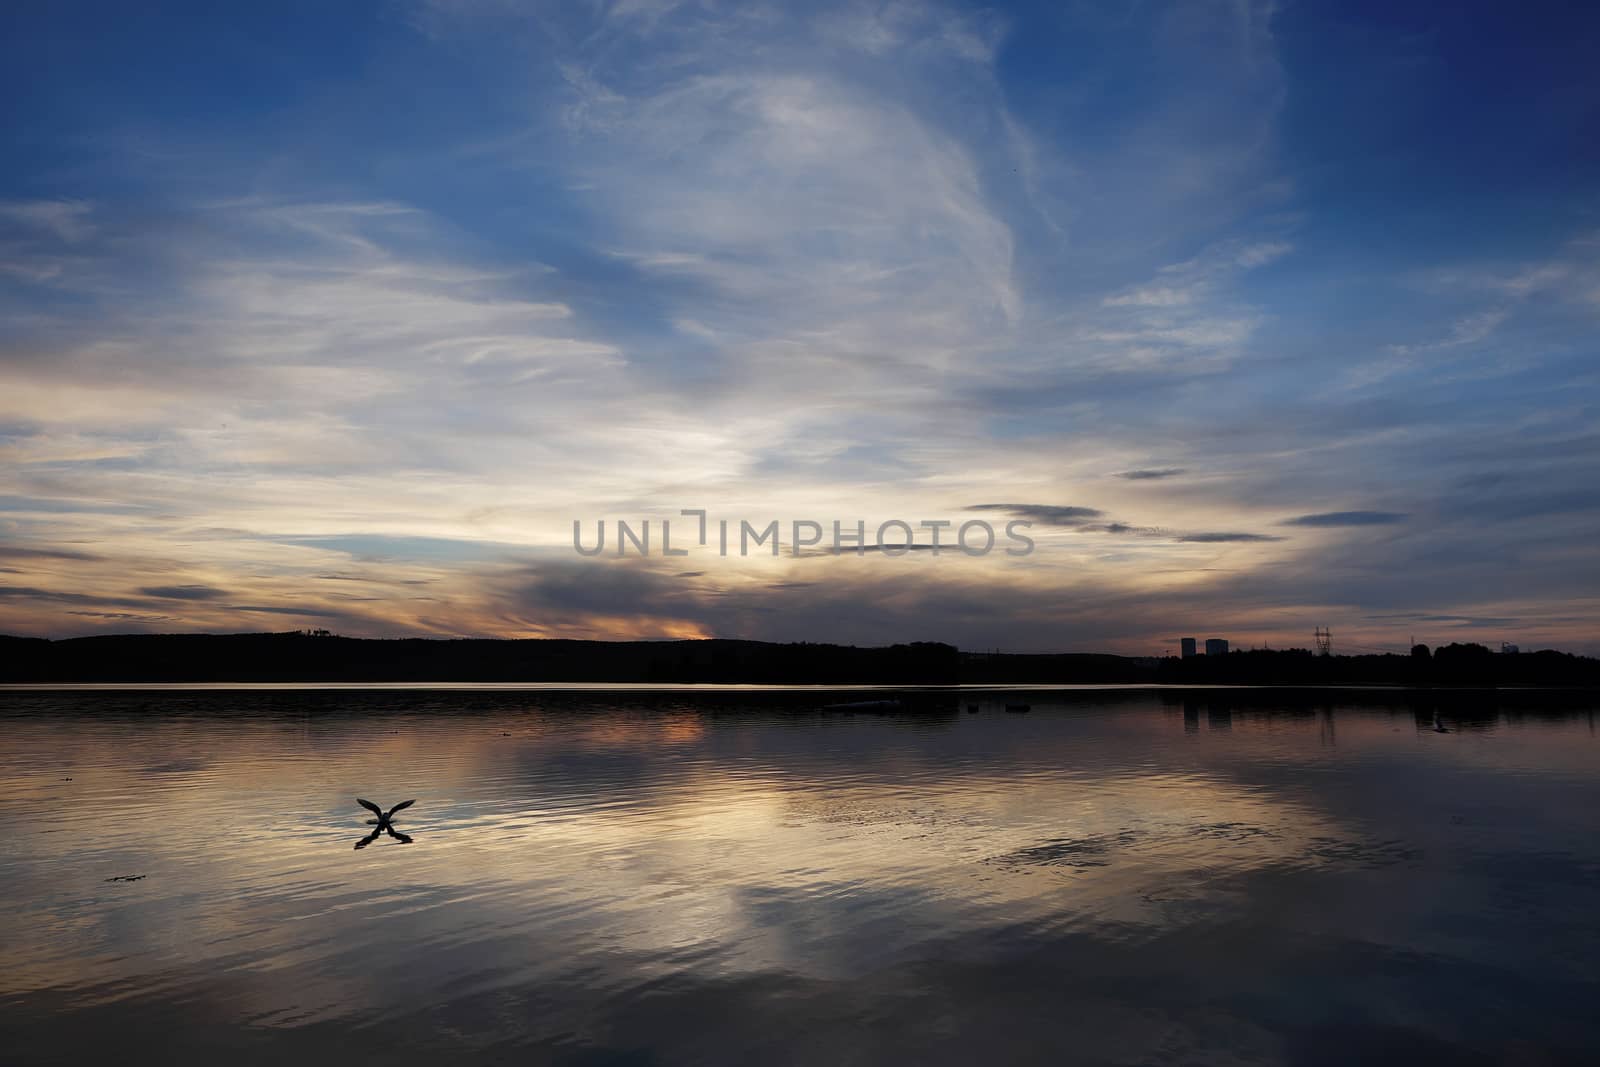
[357,797,415,830]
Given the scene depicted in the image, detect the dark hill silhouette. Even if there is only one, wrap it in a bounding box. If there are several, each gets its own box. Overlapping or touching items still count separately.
[0,633,960,684]
[0,634,1595,686]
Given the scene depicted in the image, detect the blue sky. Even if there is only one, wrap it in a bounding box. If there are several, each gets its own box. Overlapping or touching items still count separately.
[1,0,1597,653]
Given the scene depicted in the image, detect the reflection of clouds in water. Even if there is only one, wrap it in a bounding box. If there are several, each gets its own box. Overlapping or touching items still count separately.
[2,692,1599,1062]
[0,697,1340,1000]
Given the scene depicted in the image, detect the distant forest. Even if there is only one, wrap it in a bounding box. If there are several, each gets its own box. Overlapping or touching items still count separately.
[1,632,1596,686]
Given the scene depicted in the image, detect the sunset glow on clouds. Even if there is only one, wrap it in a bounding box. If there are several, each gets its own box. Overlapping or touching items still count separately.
[2,0,1597,653]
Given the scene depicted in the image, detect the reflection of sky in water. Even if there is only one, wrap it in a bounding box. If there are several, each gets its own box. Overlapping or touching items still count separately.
[2,691,1598,1064]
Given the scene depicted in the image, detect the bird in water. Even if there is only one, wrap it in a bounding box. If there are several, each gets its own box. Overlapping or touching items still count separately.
[355,798,416,849]
[358,797,414,829]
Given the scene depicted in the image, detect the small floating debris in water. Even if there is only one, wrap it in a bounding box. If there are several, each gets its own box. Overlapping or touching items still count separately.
[105,875,146,882]
[820,699,903,712]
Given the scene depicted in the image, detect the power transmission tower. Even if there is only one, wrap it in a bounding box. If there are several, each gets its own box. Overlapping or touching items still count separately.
[1314,626,1332,656]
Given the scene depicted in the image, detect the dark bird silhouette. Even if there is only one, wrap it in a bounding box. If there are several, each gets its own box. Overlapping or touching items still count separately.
[354,798,416,849]
[358,797,414,828]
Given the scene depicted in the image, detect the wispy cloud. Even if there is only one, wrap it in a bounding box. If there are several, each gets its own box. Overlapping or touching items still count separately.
[138,585,228,601]
[1116,468,1187,481]
[1283,512,1408,528]
[0,199,96,242]
[1176,532,1284,543]
[966,504,1103,526]
[1385,309,1508,357]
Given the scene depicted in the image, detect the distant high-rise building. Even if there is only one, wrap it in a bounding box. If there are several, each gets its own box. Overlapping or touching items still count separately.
[1205,638,1229,656]
[1180,637,1197,658]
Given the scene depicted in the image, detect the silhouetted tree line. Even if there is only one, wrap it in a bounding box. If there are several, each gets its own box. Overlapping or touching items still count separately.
[0,634,1594,686]
[1148,643,1600,687]
[960,643,1598,686]
[0,633,961,684]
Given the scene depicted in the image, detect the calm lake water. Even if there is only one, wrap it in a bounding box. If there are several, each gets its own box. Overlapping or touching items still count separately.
[2,688,1598,1065]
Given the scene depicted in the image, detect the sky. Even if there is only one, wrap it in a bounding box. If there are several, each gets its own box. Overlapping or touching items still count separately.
[1,0,1597,654]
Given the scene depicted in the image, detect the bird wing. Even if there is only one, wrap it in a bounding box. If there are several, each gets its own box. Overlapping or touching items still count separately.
[357,798,383,816]
[386,799,416,818]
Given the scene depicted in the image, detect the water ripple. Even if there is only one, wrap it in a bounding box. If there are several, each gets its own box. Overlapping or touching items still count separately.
[1,690,1598,1063]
